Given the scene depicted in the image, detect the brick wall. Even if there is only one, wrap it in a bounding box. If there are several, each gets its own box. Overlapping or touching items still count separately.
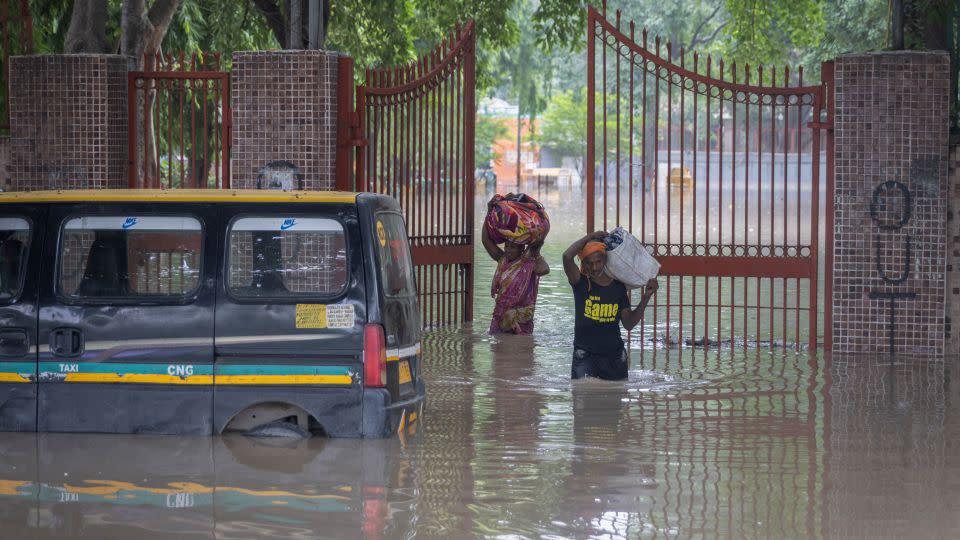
[231,50,339,190]
[832,51,949,356]
[8,55,128,191]
[948,143,960,354]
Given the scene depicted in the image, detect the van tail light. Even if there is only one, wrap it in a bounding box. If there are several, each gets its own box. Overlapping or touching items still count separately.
[363,324,387,388]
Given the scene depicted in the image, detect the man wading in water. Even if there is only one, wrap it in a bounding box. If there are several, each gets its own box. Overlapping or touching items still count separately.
[562,231,658,380]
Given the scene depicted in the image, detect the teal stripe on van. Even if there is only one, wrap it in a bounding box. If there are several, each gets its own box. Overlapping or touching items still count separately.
[0,361,35,383]
[38,362,213,375]
[38,362,213,384]
[215,365,351,376]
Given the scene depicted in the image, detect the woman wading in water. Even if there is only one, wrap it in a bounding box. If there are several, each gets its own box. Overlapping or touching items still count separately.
[562,231,658,380]
[481,226,549,335]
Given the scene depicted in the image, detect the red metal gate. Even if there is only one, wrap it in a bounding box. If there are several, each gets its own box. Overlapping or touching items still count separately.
[586,5,832,350]
[351,22,477,327]
[128,52,231,189]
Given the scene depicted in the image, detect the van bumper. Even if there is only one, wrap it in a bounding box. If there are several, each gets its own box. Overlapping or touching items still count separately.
[361,379,425,438]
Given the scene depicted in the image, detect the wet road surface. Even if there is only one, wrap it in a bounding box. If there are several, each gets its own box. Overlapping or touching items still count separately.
[3,347,959,539]
[2,185,958,538]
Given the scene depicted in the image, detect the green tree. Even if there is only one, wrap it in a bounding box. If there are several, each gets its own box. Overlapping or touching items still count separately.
[539,90,587,180]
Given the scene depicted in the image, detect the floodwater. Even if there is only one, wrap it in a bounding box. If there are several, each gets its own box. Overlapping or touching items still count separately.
[2,182,958,539]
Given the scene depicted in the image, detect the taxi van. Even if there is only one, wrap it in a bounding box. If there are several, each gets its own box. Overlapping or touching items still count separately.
[0,189,424,437]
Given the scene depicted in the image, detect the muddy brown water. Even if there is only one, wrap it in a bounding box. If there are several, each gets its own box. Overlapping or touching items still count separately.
[3,185,958,539]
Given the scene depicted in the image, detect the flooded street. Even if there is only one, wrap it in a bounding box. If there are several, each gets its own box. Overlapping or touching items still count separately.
[2,184,958,539]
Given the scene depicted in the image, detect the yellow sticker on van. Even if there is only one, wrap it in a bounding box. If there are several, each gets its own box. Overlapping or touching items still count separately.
[376,220,387,247]
[295,304,354,329]
[295,304,328,329]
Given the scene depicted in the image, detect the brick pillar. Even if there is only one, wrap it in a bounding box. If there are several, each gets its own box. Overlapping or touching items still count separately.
[231,50,339,190]
[8,55,128,191]
[832,51,950,356]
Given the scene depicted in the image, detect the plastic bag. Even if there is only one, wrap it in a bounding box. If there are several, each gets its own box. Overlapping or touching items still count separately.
[484,193,550,245]
[603,226,660,289]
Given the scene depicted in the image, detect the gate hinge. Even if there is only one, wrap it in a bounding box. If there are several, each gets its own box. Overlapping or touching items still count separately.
[345,111,368,147]
[806,121,834,131]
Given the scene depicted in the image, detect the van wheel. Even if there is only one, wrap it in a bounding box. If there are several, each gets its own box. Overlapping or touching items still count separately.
[243,419,311,439]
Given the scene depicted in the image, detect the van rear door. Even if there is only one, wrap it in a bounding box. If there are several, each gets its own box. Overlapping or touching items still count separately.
[0,206,44,431]
[213,204,366,437]
[361,202,421,403]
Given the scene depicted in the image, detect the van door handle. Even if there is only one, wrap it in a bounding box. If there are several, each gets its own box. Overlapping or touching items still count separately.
[0,329,28,356]
[50,328,83,357]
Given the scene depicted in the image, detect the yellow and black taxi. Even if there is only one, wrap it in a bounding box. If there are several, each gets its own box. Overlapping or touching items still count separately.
[0,189,423,437]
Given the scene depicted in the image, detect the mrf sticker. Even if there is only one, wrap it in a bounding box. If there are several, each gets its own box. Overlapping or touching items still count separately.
[295,304,354,329]
[376,220,387,247]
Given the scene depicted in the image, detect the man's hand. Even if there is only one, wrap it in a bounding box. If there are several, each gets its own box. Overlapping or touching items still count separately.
[642,278,659,298]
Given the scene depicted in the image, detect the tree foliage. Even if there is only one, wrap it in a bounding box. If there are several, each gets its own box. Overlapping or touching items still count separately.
[476,117,509,168]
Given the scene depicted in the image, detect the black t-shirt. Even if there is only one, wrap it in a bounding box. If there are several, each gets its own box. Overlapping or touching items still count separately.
[572,275,629,355]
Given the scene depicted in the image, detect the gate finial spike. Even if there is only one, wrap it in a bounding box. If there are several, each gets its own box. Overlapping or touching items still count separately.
[731,60,737,83]
[758,64,764,87]
[718,59,724,81]
[615,9,621,29]
[679,47,685,68]
[784,65,790,87]
[602,0,607,16]
[629,21,635,40]
[745,63,750,84]
[642,28,648,48]
[655,36,661,57]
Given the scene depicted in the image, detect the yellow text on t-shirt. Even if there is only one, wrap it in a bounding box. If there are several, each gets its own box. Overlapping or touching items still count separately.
[584,295,619,323]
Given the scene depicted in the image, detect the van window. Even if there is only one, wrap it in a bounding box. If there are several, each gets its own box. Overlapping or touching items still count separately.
[227,217,347,298]
[375,213,416,298]
[0,217,30,300]
[59,216,203,299]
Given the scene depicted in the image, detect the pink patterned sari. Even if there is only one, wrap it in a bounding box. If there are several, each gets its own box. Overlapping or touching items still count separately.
[489,255,540,335]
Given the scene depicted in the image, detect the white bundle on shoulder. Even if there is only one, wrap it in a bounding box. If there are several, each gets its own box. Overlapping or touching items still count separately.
[603,226,660,289]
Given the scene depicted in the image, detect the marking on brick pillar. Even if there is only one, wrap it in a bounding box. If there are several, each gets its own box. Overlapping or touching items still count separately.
[868,180,915,354]
[257,161,304,190]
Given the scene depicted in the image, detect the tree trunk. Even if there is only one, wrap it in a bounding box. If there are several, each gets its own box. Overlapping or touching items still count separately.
[289,0,302,49]
[64,0,110,53]
[122,0,182,187]
[889,0,904,49]
[516,97,522,184]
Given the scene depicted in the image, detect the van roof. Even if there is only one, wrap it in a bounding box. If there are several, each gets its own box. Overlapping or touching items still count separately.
[0,189,361,204]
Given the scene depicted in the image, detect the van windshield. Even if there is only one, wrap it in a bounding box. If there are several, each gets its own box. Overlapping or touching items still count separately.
[0,217,30,300]
[228,216,347,298]
[375,213,416,298]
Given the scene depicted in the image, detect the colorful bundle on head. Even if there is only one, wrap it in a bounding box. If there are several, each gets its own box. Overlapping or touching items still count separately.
[483,193,550,245]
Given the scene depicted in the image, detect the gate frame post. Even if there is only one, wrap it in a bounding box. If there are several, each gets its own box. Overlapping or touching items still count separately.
[586,7,596,233]
[463,30,476,323]
[335,55,356,192]
[821,60,836,351]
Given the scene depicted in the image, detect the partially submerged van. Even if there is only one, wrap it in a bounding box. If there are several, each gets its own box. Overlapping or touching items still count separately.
[0,190,424,437]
